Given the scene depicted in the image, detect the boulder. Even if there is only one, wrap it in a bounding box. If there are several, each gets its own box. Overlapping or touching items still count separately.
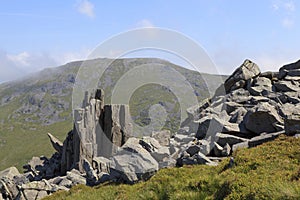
[174,134,195,144]
[176,152,216,167]
[248,77,273,96]
[232,141,249,152]
[0,167,20,180]
[284,115,300,136]
[244,102,284,134]
[224,59,260,93]
[278,59,300,79]
[151,130,171,146]
[47,132,63,154]
[274,81,299,92]
[82,159,98,186]
[92,157,111,174]
[66,170,86,185]
[110,138,158,184]
[186,145,201,156]
[216,133,248,146]
[150,147,170,162]
[248,131,283,147]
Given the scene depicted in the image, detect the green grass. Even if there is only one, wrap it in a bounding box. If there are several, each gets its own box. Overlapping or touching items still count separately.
[0,120,71,171]
[44,135,300,200]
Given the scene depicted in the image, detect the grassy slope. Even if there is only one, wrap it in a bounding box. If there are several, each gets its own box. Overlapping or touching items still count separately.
[0,120,71,171]
[44,135,300,200]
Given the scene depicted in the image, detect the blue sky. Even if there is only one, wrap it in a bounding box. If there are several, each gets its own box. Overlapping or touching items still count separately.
[0,0,299,82]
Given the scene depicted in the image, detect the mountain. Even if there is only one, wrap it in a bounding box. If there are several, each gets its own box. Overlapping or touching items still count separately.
[0,58,227,171]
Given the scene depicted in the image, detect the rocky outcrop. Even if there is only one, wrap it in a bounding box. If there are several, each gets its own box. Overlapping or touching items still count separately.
[1,58,300,199]
[176,59,300,166]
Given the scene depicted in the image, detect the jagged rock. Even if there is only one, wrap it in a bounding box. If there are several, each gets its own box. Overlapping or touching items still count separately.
[58,177,73,188]
[284,115,300,136]
[224,59,260,93]
[0,178,19,200]
[248,131,283,147]
[278,103,300,118]
[177,127,190,135]
[174,134,194,144]
[260,71,278,80]
[47,133,63,154]
[216,133,248,146]
[13,172,34,185]
[151,147,170,162]
[229,107,247,124]
[139,137,161,153]
[92,157,111,174]
[66,170,86,185]
[110,138,158,184]
[151,130,171,146]
[278,59,300,79]
[274,80,299,92]
[222,143,231,156]
[244,102,284,134]
[158,158,177,169]
[83,159,99,186]
[186,145,201,156]
[248,77,273,96]
[223,101,243,114]
[186,98,210,118]
[232,141,249,152]
[23,157,45,178]
[176,152,216,167]
[0,167,20,180]
[100,104,132,157]
[213,142,223,157]
[23,189,38,200]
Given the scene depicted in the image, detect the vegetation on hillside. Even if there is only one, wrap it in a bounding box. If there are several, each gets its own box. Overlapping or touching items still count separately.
[44,135,300,200]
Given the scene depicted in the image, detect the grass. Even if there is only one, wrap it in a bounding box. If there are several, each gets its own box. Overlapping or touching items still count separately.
[0,120,71,171]
[44,135,300,200]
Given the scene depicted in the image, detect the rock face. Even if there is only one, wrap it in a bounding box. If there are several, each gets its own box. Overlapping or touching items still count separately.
[1,58,300,199]
[224,59,260,93]
[61,89,133,174]
[177,59,300,167]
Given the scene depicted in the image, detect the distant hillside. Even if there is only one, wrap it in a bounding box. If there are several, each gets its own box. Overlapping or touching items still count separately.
[0,58,227,170]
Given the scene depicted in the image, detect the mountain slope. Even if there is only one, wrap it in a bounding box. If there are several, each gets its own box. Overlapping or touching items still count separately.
[0,58,227,171]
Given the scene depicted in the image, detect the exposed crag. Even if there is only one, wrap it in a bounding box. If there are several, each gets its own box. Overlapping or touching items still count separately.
[1,59,300,200]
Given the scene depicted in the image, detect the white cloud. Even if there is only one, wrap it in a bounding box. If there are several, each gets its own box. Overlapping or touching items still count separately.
[284,1,295,12]
[272,0,296,12]
[7,52,30,66]
[0,49,94,83]
[136,19,155,28]
[52,48,92,64]
[281,17,294,28]
[76,0,95,18]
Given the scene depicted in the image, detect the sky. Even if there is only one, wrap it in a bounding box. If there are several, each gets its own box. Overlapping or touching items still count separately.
[0,0,300,82]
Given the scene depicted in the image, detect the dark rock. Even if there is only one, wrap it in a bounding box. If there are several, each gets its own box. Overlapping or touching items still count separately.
[278,59,300,79]
[224,59,260,93]
[216,133,248,146]
[248,131,283,147]
[47,133,63,154]
[284,115,300,136]
[244,102,283,134]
